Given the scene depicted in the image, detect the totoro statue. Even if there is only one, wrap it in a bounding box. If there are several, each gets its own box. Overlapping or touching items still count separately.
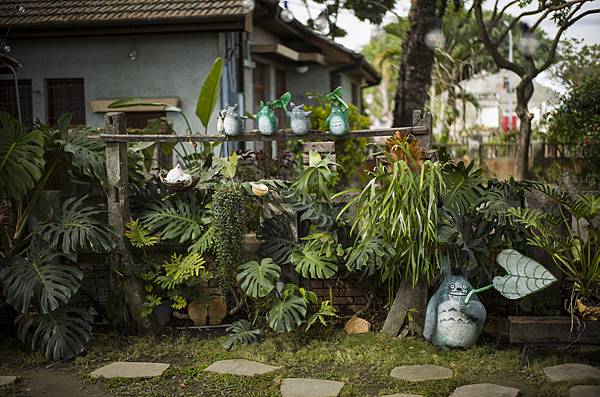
[218,104,242,136]
[327,104,349,136]
[423,270,486,349]
[287,102,311,135]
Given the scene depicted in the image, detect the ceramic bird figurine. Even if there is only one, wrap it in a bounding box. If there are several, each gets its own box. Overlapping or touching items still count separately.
[256,92,291,135]
[219,104,242,136]
[287,102,311,135]
[325,86,349,136]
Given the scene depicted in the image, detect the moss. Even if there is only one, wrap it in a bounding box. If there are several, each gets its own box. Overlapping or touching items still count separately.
[2,330,600,396]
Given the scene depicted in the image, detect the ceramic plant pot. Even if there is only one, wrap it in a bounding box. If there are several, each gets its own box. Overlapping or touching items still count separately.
[153,302,172,327]
[327,104,349,136]
[287,102,311,135]
[423,273,486,348]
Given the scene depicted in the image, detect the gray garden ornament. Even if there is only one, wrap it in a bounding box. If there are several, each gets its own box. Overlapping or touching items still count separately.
[218,104,243,136]
[424,249,557,348]
[286,102,311,135]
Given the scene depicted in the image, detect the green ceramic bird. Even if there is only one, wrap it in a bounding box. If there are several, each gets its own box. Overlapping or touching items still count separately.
[325,86,349,136]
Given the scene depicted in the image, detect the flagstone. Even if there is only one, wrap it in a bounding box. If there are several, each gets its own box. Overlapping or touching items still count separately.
[543,363,600,383]
[569,385,600,397]
[90,362,170,379]
[0,376,17,387]
[390,364,453,382]
[203,359,279,376]
[380,393,423,397]
[280,377,345,397]
[449,383,520,397]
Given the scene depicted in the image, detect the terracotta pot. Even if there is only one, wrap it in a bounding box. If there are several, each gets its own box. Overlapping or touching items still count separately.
[188,301,208,326]
[207,296,228,325]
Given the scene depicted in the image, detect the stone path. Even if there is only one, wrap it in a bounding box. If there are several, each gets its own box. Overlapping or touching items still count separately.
[390,364,453,382]
[90,362,170,379]
[380,393,423,397]
[280,378,345,397]
[449,383,520,397]
[0,375,17,387]
[569,385,600,397]
[543,363,600,383]
[204,359,279,376]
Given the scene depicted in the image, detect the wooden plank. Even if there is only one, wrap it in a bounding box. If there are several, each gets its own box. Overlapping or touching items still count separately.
[508,316,600,344]
[90,125,429,143]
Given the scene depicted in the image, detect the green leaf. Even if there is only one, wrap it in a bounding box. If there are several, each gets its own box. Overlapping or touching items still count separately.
[23,306,93,361]
[442,161,484,215]
[290,246,337,279]
[222,320,261,350]
[0,112,45,200]
[257,215,298,266]
[267,294,307,333]
[155,253,209,290]
[35,196,117,256]
[125,219,159,248]
[306,300,337,331]
[196,57,223,131]
[493,249,557,299]
[57,126,107,185]
[237,258,281,298]
[0,246,83,314]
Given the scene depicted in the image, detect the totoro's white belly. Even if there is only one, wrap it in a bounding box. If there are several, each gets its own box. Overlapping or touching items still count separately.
[329,115,346,135]
[291,118,309,134]
[435,299,478,347]
[258,116,274,134]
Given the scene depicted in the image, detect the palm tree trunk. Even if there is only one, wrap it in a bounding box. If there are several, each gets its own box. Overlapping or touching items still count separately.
[392,0,444,127]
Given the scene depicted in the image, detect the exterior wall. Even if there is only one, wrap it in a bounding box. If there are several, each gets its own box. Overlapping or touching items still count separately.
[285,64,331,105]
[8,32,221,134]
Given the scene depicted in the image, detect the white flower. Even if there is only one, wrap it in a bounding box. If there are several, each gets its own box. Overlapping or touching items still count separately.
[251,183,269,197]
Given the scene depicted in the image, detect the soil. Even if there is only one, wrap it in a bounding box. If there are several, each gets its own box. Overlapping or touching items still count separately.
[13,368,110,397]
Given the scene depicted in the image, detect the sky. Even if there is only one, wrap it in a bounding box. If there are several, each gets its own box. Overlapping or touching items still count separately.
[286,0,600,92]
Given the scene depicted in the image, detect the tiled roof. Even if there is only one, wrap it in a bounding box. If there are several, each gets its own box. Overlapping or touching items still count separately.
[0,0,249,27]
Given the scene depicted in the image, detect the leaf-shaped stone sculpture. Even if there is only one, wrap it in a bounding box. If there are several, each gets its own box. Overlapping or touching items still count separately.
[493,249,557,299]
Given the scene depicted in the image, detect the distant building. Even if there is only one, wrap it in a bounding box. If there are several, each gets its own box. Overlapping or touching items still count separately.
[0,0,379,136]
[448,69,559,141]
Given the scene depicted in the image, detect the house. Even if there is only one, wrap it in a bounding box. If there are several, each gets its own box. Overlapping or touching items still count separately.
[0,0,379,138]
[447,69,559,141]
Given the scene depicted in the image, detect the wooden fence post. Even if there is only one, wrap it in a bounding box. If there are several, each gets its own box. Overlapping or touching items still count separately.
[104,112,152,333]
[381,110,432,337]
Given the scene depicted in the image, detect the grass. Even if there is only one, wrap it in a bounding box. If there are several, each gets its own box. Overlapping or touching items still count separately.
[2,329,600,396]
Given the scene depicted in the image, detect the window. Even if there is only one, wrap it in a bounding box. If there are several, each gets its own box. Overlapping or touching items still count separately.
[47,78,85,126]
[125,111,166,130]
[253,62,267,112]
[351,83,361,111]
[275,68,287,127]
[0,79,33,127]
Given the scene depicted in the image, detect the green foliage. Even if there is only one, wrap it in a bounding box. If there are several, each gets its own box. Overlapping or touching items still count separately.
[125,219,159,249]
[56,122,107,185]
[215,152,238,180]
[236,258,281,298]
[552,40,600,88]
[305,300,337,331]
[18,306,93,361]
[0,112,45,201]
[222,320,261,350]
[267,291,307,333]
[290,246,338,279]
[141,192,209,243]
[442,161,484,215]
[292,151,336,200]
[155,253,210,290]
[256,215,297,266]
[269,91,292,110]
[0,245,82,314]
[196,57,223,132]
[36,196,117,258]
[345,237,395,278]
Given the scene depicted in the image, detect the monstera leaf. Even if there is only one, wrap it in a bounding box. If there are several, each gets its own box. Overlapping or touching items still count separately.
[0,112,45,201]
[18,306,93,361]
[493,249,557,299]
[290,246,337,279]
[267,293,307,333]
[36,196,117,256]
[442,161,484,215]
[237,258,281,298]
[0,246,83,314]
[257,215,298,265]
[222,320,261,350]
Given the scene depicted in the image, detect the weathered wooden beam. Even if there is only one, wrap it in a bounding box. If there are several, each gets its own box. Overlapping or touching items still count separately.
[90,125,429,143]
[104,112,153,333]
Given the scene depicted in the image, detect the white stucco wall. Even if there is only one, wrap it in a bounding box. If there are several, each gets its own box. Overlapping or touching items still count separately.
[8,32,221,134]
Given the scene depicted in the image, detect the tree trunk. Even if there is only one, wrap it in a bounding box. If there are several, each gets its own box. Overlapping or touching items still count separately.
[392,0,443,127]
[381,280,428,337]
[513,79,534,180]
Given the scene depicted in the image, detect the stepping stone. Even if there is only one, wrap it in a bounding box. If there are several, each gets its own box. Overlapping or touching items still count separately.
[449,383,519,397]
[390,364,453,382]
[280,377,345,397]
[90,361,170,379]
[569,385,600,397]
[543,363,600,383]
[380,394,423,397]
[204,359,278,376]
[0,376,17,387]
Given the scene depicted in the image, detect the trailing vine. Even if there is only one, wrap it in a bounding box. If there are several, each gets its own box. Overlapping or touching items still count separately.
[211,183,247,302]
